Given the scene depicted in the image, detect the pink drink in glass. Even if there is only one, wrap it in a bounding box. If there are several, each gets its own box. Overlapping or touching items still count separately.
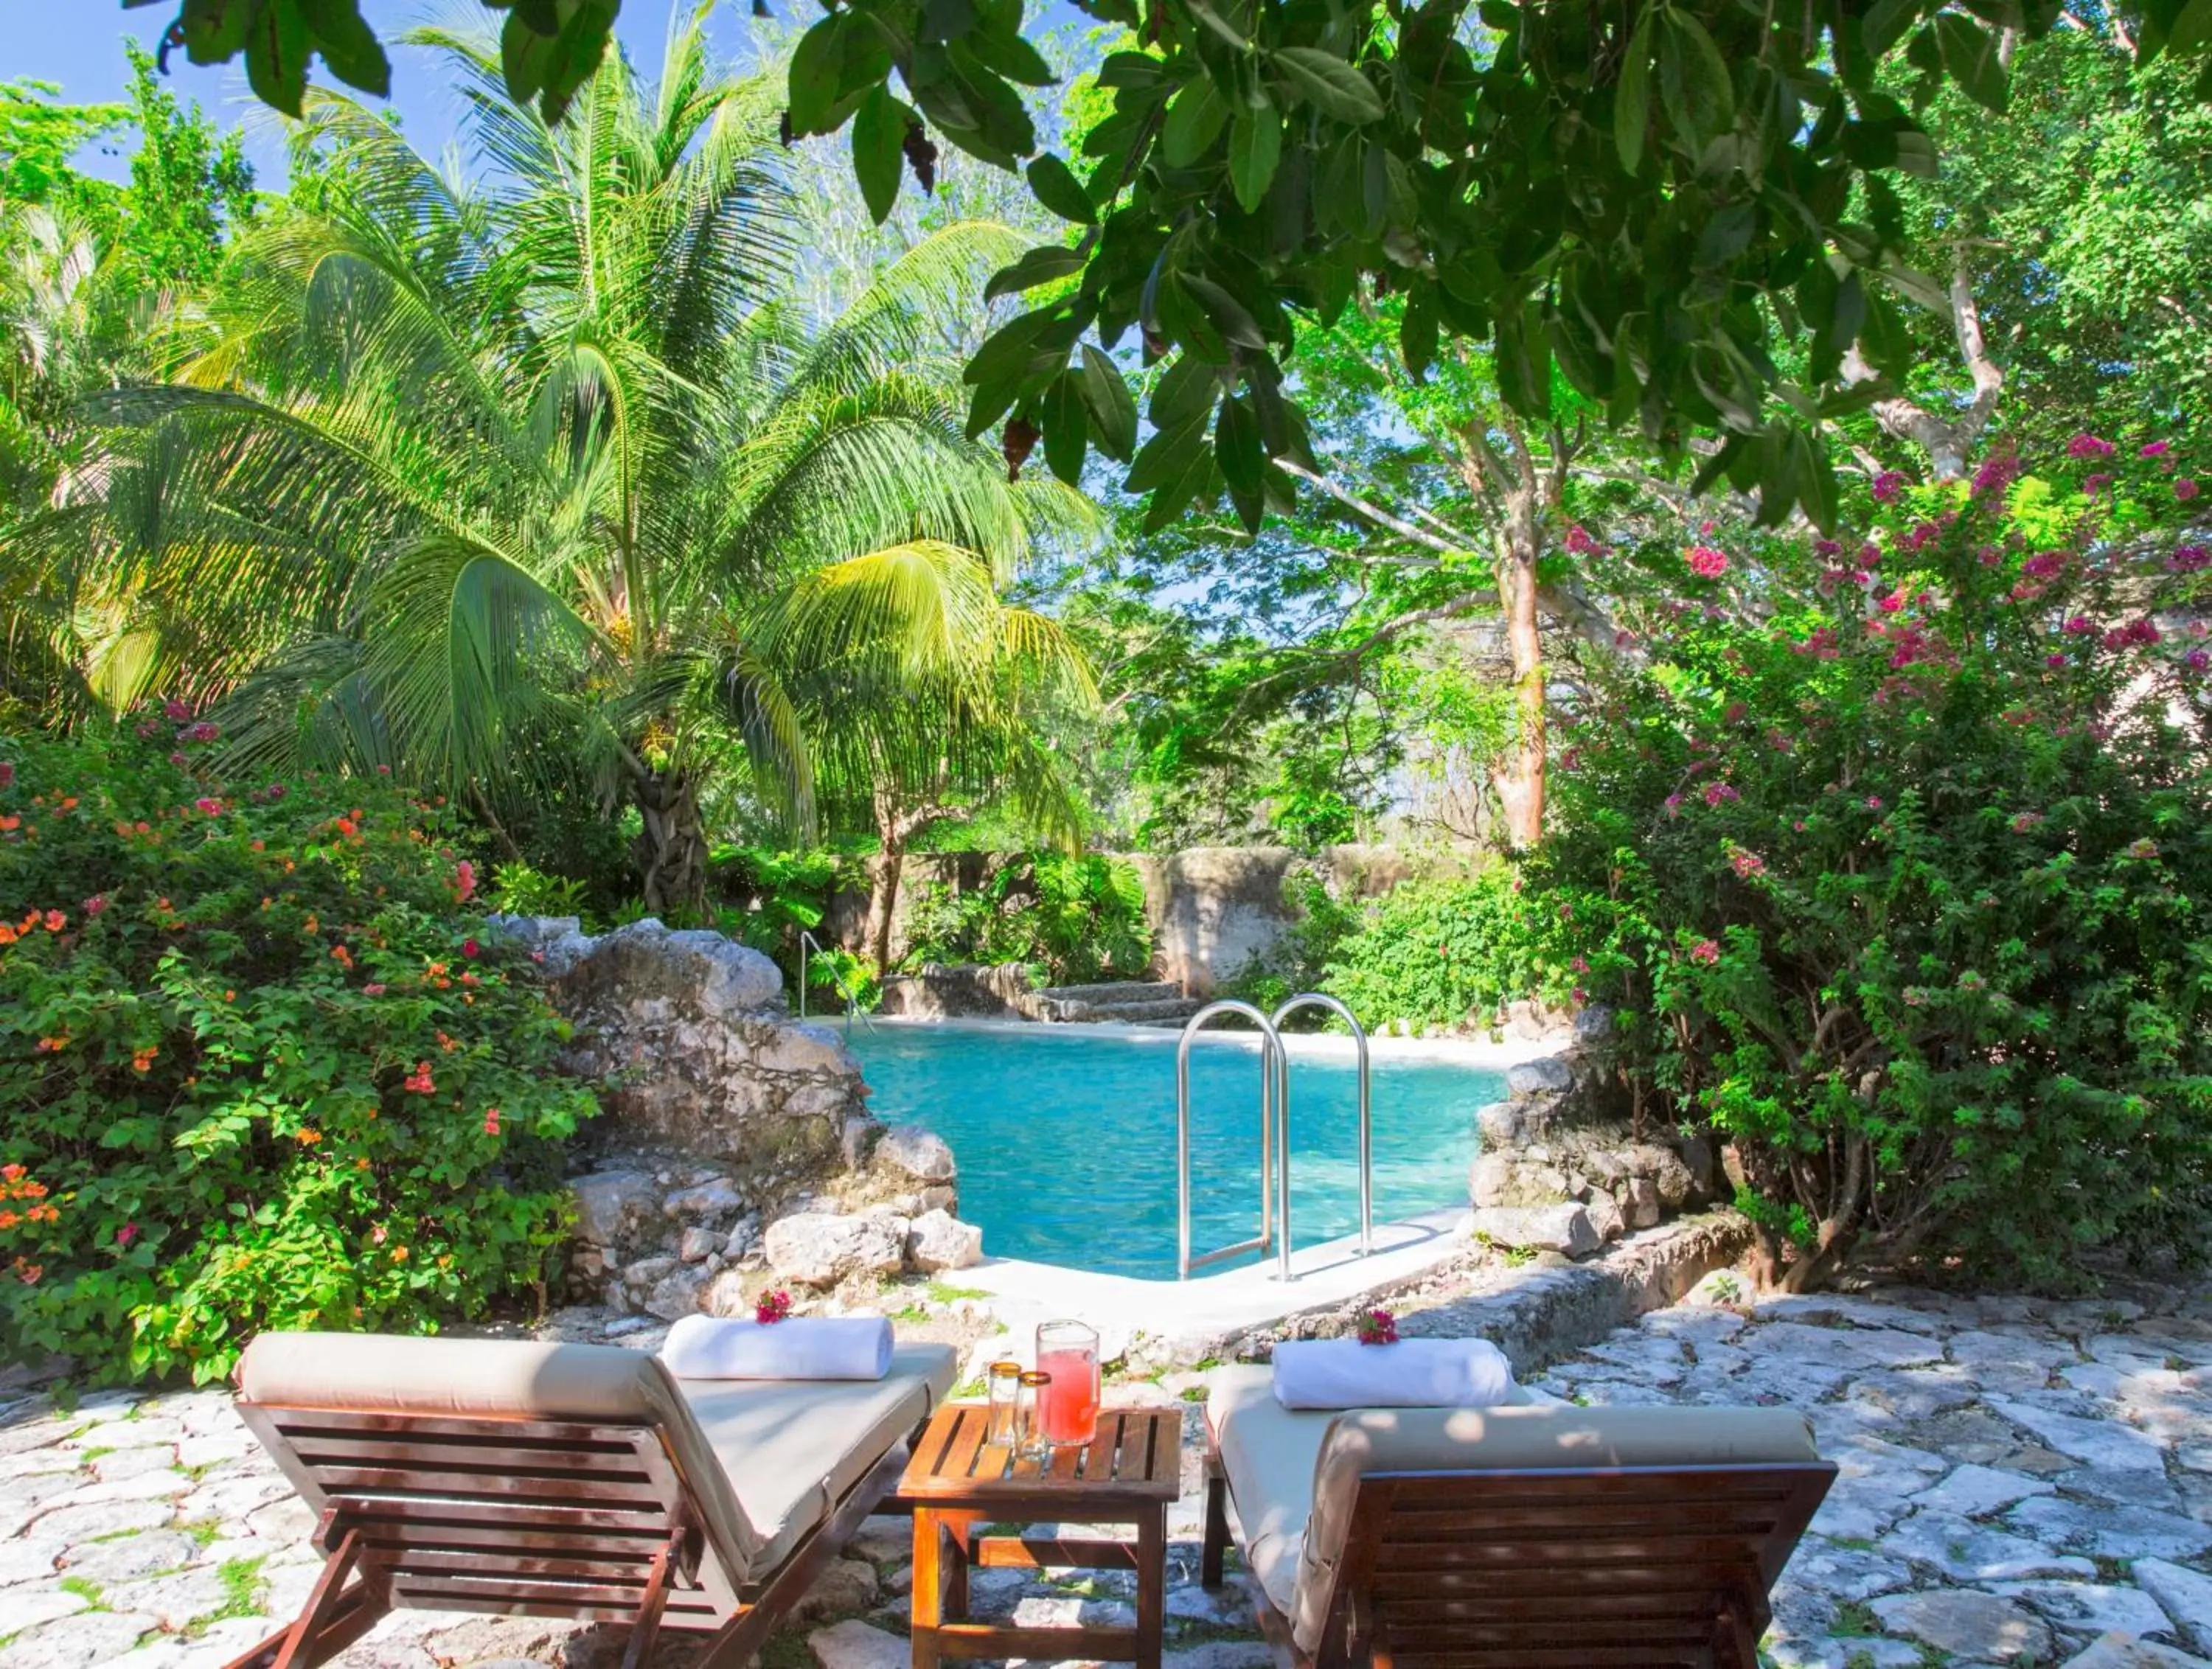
[1035,1321,1100,1447]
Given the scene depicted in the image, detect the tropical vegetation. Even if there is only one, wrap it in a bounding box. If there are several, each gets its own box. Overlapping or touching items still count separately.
[1,0,2209,1386]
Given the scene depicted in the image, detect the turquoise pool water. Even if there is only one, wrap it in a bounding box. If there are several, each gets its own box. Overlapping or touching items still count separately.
[846,1022,1500,1279]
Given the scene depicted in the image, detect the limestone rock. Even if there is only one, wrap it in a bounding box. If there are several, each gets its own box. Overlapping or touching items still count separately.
[568,1169,659,1248]
[677,1226,720,1264]
[795,1556,880,1621]
[810,1619,911,1669]
[2064,1635,2212,1669]
[1871,1589,2052,1662]
[2137,1558,2212,1654]
[1584,1189,1626,1243]
[703,1267,755,1318]
[765,1212,908,1287]
[644,1265,710,1321]
[1472,1203,1599,1258]
[1624,1176,1661,1228]
[1506,1056,1573,1095]
[905,1209,984,1272]
[663,1177,742,1223]
[876,1124,959,1183]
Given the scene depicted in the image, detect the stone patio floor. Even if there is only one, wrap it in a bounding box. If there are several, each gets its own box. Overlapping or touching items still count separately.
[4,1278,2211,1669]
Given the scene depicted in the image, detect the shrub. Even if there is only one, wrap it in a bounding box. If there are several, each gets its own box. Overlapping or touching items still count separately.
[0,719,597,1384]
[901,851,1152,985]
[1318,867,1574,1034]
[1539,438,2212,1289]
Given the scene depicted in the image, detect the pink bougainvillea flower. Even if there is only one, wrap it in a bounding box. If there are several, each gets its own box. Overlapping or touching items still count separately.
[2046,653,2067,669]
[2023,550,2067,580]
[2084,472,2112,494]
[2063,616,2097,635]
[193,797,223,816]
[403,1062,436,1094]
[1687,545,1729,579]
[83,893,106,916]
[2177,478,2201,501]
[1730,849,1766,879]
[756,1289,794,1325]
[115,1222,138,1248]
[1571,955,1590,974]
[2187,649,2211,673]
[2142,440,2173,458]
[2165,545,2209,573]
[1565,525,1597,554]
[1971,453,2019,497]
[1663,794,1683,817]
[2011,812,2043,833]
[453,859,477,904]
[163,698,192,720]
[462,938,480,960]
[2066,432,2115,459]
[1703,782,1739,806]
[169,752,189,769]
[1355,1308,1399,1345]
[1865,795,1884,810]
[1688,939,1721,966]
[483,1108,501,1137]
[1878,589,1907,613]
[1871,470,1907,502]
[178,721,219,744]
[363,982,386,996]
[0,761,12,790]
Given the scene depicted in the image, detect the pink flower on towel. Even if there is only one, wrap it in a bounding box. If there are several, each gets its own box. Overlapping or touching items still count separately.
[1355,1309,1398,1345]
[756,1289,793,1325]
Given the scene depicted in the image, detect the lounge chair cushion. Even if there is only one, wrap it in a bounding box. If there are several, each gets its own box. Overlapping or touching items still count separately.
[237,1332,954,1589]
[1206,1363,1819,1653]
[676,1342,956,1581]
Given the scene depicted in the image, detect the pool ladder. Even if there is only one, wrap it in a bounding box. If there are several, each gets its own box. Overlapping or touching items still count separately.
[1175,994,1371,1283]
[796,930,874,1033]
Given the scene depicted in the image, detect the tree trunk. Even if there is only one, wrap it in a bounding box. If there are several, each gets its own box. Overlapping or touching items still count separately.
[632,768,709,921]
[1491,548,1546,846]
[865,839,905,971]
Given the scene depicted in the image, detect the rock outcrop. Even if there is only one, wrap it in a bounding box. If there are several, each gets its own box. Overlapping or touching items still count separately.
[490,915,985,1317]
[1467,1007,1721,1256]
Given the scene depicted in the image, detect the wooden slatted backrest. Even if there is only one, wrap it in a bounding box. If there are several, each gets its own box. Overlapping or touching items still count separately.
[1323,1461,1835,1669]
[236,1401,741,1630]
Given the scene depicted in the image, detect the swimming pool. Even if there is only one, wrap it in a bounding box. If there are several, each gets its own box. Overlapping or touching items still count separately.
[846,1021,1501,1280]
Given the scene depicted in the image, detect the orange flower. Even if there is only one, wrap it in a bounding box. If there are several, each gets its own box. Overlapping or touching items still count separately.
[302,915,319,935]
[0,925,17,947]
[0,817,18,832]
[392,1246,409,1262]
[34,1036,66,1053]
[131,1046,159,1073]
[295,1127,322,1145]
[58,796,76,811]
[331,945,354,969]
[43,910,64,932]
[0,1210,17,1230]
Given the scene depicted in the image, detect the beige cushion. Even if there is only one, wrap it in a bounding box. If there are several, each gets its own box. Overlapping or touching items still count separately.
[237,1332,954,1588]
[1206,1364,1819,1653]
[675,1342,956,1578]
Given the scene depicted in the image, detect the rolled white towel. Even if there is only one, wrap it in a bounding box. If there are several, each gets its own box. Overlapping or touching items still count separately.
[661,1314,893,1381]
[1271,1337,1515,1410]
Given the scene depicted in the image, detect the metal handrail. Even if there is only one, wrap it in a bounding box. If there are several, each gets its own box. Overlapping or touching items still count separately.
[1176,1000,1290,1282]
[795,930,874,1031]
[1271,994,1372,1258]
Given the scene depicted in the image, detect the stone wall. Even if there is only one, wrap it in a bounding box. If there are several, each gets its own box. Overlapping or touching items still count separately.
[490,916,984,1320]
[1466,1007,1725,1255]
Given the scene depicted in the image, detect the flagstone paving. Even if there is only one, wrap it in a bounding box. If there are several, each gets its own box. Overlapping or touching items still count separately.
[1,1278,2208,1668]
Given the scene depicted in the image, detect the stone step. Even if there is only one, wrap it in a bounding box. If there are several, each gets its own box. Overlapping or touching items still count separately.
[1040,994,1205,1024]
[1038,979,1186,1003]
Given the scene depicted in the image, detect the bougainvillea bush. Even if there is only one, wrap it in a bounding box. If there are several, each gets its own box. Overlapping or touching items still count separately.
[1540,439,2212,1291]
[0,719,597,1384]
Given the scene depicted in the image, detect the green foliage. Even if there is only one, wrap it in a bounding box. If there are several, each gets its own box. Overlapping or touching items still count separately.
[0,717,596,1384]
[486,862,590,924]
[902,851,1151,985]
[1217,868,1360,1017]
[0,82,127,204]
[1534,438,2212,1289]
[1318,868,1574,1036]
[804,944,883,1014]
[111,43,257,293]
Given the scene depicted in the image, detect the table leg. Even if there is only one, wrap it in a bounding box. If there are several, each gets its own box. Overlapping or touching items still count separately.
[911,1507,942,1669]
[945,1511,977,1619]
[1135,1505,1166,1669]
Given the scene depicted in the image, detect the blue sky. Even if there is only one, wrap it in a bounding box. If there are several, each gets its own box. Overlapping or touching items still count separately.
[10,1,763,187]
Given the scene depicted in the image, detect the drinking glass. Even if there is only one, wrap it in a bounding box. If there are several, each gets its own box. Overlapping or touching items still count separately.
[1015,1370,1054,1462]
[1034,1320,1101,1449]
[985,1359,1023,1448]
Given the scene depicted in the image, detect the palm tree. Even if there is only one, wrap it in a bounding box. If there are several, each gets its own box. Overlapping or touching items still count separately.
[27,7,1095,913]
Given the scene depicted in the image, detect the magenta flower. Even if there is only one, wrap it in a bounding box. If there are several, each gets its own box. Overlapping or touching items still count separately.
[1865,795,1884,810]
[1971,453,2019,497]
[1688,545,1729,579]
[2142,441,2172,459]
[1871,470,1908,503]
[163,698,193,721]
[2011,812,2042,833]
[1730,849,1766,879]
[1879,589,1906,613]
[168,751,189,769]
[2066,432,2115,459]
[2023,550,2067,580]
[2163,545,2209,573]
[2177,478,2201,501]
[193,797,223,815]
[0,762,11,791]
[1703,782,1739,806]
[2084,473,2112,494]
[1663,793,1683,817]
[178,721,219,744]
[2063,616,2097,635]
[1688,939,1720,966]
[1565,525,1597,554]
[83,893,107,916]
[2045,653,2067,669]
[115,1222,139,1249]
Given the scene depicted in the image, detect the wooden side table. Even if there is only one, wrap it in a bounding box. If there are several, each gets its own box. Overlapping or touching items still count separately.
[896,1403,1183,1669]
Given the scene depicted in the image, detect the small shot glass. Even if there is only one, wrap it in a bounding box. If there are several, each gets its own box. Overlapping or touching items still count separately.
[985,1359,1023,1449]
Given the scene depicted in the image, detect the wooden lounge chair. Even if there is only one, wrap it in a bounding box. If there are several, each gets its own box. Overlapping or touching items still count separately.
[220,1330,956,1669]
[1200,1366,1834,1669]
